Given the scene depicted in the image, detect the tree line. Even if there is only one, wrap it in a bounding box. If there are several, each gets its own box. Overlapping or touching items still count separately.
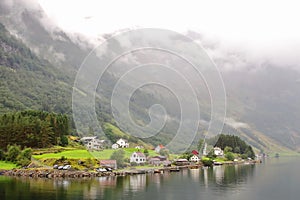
[0,110,70,149]
[214,134,255,159]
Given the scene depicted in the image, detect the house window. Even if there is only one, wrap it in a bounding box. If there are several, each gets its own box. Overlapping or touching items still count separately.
[136,159,138,162]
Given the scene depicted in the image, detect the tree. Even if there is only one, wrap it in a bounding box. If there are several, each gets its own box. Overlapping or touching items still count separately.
[225,152,235,161]
[159,148,170,158]
[245,145,255,159]
[207,149,216,159]
[60,135,69,147]
[0,149,5,160]
[110,149,125,168]
[224,146,233,153]
[20,148,32,160]
[234,146,240,154]
[179,152,193,160]
[6,144,21,162]
[143,149,149,157]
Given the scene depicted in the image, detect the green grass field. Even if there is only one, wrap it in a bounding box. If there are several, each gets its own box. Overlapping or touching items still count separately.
[0,161,17,170]
[33,148,160,160]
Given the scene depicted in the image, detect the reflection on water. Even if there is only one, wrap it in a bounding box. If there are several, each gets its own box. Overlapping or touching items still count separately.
[1,158,300,200]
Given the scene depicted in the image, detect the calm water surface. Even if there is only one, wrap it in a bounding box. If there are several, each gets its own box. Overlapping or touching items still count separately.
[1,157,300,200]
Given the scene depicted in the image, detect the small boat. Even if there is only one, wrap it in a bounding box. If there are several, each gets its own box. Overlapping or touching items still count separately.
[213,162,223,166]
[170,167,180,172]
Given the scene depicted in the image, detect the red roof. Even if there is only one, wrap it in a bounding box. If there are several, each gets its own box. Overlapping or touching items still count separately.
[192,150,199,155]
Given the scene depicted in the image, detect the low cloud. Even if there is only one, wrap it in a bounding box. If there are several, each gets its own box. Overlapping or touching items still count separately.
[225,118,249,129]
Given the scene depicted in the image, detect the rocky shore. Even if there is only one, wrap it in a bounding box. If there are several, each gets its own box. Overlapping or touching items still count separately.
[3,169,115,178]
[2,165,202,178]
[1,161,261,179]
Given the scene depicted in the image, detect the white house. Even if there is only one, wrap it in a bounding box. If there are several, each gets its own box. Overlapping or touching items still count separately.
[80,136,103,150]
[116,138,129,148]
[190,155,200,162]
[155,144,165,153]
[111,143,119,149]
[130,152,146,164]
[214,147,224,156]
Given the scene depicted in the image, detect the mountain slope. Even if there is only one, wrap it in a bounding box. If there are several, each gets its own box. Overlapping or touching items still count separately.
[0,22,72,113]
[1,1,299,154]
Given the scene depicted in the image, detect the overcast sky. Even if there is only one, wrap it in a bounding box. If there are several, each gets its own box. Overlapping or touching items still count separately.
[37,0,300,69]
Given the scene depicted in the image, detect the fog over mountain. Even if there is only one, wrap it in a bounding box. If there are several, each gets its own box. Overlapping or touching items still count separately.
[1,0,300,152]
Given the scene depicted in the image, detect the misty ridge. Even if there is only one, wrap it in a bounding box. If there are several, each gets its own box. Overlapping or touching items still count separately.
[1,0,300,153]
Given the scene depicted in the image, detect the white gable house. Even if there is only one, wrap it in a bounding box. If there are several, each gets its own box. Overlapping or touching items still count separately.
[112,143,119,149]
[80,136,103,150]
[116,138,129,148]
[190,155,200,162]
[130,152,146,164]
[214,147,224,156]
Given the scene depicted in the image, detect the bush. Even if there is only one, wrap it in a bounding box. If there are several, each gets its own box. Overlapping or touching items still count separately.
[202,158,213,167]
[130,162,138,167]
[144,149,149,157]
[224,146,233,153]
[20,148,32,160]
[225,152,235,161]
[110,149,125,168]
[207,150,217,159]
[60,135,69,147]
[16,148,32,167]
[6,145,21,162]
[159,149,170,158]
[16,157,31,167]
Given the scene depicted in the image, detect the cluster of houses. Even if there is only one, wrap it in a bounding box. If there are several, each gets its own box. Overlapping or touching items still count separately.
[80,136,226,169]
[79,136,105,150]
[187,146,225,163]
[80,137,130,150]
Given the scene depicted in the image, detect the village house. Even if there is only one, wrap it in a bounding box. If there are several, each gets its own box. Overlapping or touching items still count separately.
[214,147,224,156]
[111,138,129,149]
[116,138,129,148]
[148,155,168,166]
[100,160,117,169]
[135,145,144,150]
[148,157,161,166]
[155,144,165,153]
[191,150,199,155]
[80,136,104,150]
[190,155,200,162]
[152,155,167,161]
[111,143,119,149]
[130,152,146,164]
[175,158,190,166]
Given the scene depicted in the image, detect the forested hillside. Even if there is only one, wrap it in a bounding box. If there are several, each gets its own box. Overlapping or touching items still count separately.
[0,23,72,113]
[0,110,69,149]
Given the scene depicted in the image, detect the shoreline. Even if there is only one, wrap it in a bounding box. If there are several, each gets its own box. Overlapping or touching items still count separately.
[1,160,260,178]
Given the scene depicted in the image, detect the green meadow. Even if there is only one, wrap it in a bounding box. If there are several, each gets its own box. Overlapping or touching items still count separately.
[0,161,17,170]
[33,148,160,160]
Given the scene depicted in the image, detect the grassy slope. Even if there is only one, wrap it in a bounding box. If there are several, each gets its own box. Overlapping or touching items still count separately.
[33,148,159,160]
[0,161,17,170]
[103,123,153,149]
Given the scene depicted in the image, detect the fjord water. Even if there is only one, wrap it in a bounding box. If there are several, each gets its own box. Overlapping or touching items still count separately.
[1,157,299,200]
